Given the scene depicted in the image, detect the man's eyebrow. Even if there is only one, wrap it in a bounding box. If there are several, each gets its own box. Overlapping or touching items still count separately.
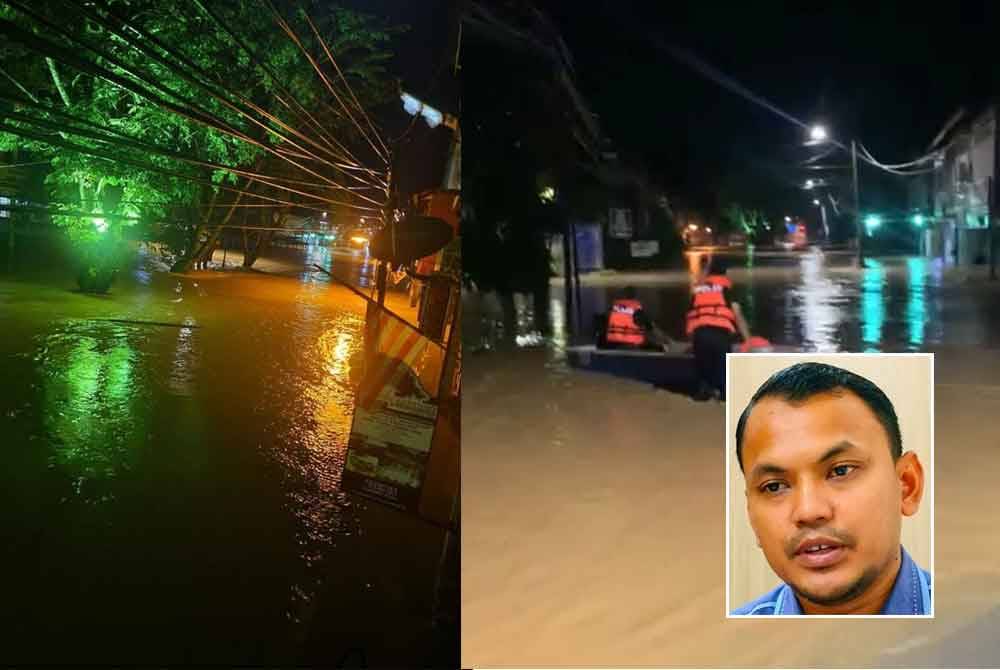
[748,462,786,482]
[748,441,861,483]
[817,440,860,464]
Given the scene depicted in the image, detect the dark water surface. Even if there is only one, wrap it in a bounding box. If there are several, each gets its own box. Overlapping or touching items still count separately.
[553,249,1000,352]
[0,242,454,665]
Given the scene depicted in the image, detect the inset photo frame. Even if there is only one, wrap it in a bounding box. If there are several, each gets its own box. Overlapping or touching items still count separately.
[726,354,933,617]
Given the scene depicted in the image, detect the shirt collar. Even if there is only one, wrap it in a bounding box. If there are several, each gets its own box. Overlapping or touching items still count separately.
[778,546,926,615]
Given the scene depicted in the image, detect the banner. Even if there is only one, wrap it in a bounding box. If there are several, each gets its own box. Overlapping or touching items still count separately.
[343,305,445,511]
[630,240,660,258]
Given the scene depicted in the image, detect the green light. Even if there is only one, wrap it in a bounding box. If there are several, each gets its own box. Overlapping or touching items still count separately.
[912,214,925,227]
[861,258,884,351]
[906,257,926,348]
[864,215,881,236]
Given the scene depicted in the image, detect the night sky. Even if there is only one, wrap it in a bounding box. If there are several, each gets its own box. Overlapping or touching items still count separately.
[544,1,1000,224]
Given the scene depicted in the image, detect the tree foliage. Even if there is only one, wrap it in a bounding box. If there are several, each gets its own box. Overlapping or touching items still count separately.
[721,202,770,241]
[0,0,402,281]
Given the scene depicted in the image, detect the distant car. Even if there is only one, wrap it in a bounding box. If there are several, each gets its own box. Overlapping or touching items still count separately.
[331,230,370,258]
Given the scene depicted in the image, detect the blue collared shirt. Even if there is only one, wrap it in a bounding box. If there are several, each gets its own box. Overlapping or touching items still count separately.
[731,545,931,615]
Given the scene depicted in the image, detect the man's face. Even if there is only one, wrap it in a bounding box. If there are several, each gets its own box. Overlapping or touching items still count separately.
[741,390,918,610]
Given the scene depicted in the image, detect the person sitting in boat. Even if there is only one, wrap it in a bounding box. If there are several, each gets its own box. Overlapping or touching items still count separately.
[601,287,667,350]
[686,257,752,400]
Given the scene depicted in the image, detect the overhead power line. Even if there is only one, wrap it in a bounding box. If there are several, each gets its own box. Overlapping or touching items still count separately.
[857,143,941,175]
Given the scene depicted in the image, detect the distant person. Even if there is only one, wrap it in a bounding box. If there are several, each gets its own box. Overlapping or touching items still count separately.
[685,256,750,400]
[731,363,930,615]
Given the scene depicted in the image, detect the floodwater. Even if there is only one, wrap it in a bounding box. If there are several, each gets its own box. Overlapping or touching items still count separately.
[552,249,1000,352]
[0,239,456,666]
[463,248,1000,667]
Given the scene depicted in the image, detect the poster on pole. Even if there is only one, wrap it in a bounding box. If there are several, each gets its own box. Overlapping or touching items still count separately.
[343,305,446,512]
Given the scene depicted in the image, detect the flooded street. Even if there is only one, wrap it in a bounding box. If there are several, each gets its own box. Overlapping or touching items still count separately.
[0,241,455,666]
[463,252,1000,667]
[554,249,1000,352]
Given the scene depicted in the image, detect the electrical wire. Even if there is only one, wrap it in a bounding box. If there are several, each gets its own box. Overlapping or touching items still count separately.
[857,141,946,170]
[265,0,389,166]
[1,2,388,201]
[0,0,396,220]
[802,146,839,166]
[61,0,379,185]
[189,0,386,185]
[648,35,948,182]
[0,107,371,209]
[301,10,391,160]
[0,119,383,211]
[857,145,939,175]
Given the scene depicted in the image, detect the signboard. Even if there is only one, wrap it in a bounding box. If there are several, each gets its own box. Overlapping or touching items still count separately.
[608,208,633,239]
[574,223,604,271]
[629,240,660,258]
[343,305,446,512]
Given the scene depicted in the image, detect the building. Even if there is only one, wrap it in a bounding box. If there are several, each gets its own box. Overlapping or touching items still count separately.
[466,2,678,277]
[910,104,998,265]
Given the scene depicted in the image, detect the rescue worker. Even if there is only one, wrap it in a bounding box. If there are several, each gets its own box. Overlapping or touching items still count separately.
[603,286,648,348]
[602,286,679,350]
[685,257,751,400]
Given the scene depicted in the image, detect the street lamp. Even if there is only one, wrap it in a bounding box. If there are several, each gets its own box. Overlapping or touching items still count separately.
[812,199,821,206]
[912,214,925,227]
[803,121,863,261]
[401,92,443,128]
[864,214,881,236]
[784,216,791,223]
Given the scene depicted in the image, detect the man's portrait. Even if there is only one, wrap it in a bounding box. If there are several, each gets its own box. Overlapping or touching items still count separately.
[727,355,933,617]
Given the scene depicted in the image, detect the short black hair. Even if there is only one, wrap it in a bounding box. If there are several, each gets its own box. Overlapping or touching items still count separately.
[710,257,729,275]
[622,286,637,300]
[735,362,902,472]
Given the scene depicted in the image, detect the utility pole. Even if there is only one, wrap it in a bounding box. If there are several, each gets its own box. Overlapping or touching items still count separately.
[989,175,996,280]
[992,108,999,280]
[852,139,862,264]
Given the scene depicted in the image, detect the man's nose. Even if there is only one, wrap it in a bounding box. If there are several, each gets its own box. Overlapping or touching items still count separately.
[791,480,833,526]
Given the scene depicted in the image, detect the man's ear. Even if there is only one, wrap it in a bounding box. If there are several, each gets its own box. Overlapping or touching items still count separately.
[897,451,924,517]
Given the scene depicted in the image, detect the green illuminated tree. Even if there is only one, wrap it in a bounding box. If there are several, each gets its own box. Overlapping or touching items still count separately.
[0,0,401,289]
[720,202,768,242]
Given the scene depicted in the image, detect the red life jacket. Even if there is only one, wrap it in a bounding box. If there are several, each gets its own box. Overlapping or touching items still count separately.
[685,274,737,336]
[606,298,646,346]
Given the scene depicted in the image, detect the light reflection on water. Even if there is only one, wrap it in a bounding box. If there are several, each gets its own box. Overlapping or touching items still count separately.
[788,249,848,352]
[907,257,927,348]
[861,258,886,352]
[4,256,382,651]
[537,252,999,354]
[37,323,147,502]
